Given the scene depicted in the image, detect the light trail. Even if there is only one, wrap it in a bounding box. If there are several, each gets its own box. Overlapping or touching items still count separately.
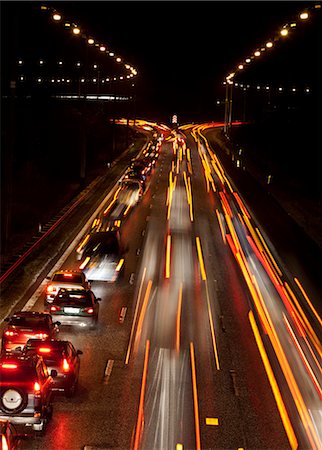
[125,267,147,365]
[190,342,201,450]
[176,283,183,353]
[249,311,298,450]
[195,237,207,281]
[133,339,150,450]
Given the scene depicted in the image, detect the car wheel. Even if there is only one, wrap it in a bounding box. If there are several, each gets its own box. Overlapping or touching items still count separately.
[0,388,28,414]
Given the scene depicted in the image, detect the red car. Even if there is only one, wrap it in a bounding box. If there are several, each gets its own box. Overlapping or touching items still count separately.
[1,311,60,353]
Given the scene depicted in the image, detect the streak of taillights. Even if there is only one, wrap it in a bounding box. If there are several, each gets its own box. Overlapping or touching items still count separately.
[165,234,171,279]
[219,192,233,216]
[135,280,153,349]
[79,256,90,270]
[76,233,90,253]
[255,228,283,277]
[250,277,320,449]
[115,258,124,272]
[283,313,322,399]
[103,198,117,215]
[195,237,206,281]
[294,278,322,327]
[176,283,183,353]
[133,339,150,450]
[249,310,298,450]
[233,192,251,218]
[284,282,322,358]
[190,342,201,450]
[205,281,220,370]
[125,268,147,365]
[123,204,132,217]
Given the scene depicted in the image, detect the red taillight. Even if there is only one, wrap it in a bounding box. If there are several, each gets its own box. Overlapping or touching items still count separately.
[1,363,18,369]
[34,381,41,394]
[84,307,94,314]
[62,358,70,372]
[38,347,51,354]
[50,306,61,312]
[47,285,56,294]
[4,330,17,337]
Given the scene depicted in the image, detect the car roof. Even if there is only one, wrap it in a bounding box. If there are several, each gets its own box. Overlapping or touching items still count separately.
[10,311,51,318]
[53,269,84,276]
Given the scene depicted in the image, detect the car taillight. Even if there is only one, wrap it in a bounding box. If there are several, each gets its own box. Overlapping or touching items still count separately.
[1,363,18,369]
[62,358,70,372]
[4,330,18,337]
[38,347,51,354]
[34,381,41,394]
[2,434,9,450]
[84,307,94,314]
[35,333,49,339]
[47,285,56,294]
[50,305,61,312]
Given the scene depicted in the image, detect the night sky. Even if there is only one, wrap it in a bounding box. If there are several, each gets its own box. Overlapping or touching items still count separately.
[45,1,319,119]
[1,1,320,120]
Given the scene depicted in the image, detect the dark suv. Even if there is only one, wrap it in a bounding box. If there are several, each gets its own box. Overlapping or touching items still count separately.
[0,353,56,432]
[24,339,83,397]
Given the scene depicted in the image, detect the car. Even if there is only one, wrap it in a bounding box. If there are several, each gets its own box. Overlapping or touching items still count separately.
[0,420,23,449]
[117,179,143,206]
[1,312,60,353]
[78,231,125,282]
[49,288,101,329]
[123,170,146,191]
[24,339,83,398]
[0,353,56,432]
[45,270,91,307]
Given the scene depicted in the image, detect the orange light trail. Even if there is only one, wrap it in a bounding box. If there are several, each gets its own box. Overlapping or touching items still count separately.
[196,237,207,281]
[165,234,171,279]
[249,310,298,450]
[125,268,147,365]
[294,278,322,327]
[133,339,150,450]
[284,282,322,359]
[283,314,322,399]
[233,192,251,218]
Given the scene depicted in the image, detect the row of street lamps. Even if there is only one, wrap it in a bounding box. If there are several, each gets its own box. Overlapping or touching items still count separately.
[223,3,320,132]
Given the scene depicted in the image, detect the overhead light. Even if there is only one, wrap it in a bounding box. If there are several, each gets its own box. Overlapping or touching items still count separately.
[100,46,106,52]
[280,28,289,36]
[266,42,273,48]
[238,64,244,69]
[88,38,94,45]
[53,14,61,21]
[245,58,251,63]
[254,51,261,57]
[73,27,80,35]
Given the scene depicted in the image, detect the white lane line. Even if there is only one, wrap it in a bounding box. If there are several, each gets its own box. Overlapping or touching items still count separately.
[103,359,114,384]
[119,307,127,323]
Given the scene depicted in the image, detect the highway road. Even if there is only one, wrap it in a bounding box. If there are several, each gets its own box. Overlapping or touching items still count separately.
[1,122,321,450]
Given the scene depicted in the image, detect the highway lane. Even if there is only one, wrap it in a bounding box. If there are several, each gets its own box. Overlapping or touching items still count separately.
[2,124,310,449]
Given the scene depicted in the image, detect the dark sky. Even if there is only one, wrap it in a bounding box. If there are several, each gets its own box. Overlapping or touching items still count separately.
[49,1,320,118]
[1,1,320,121]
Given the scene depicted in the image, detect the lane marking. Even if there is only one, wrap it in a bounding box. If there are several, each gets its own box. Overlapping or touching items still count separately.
[206,417,219,426]
[119,307,127,324]
[103,359,114,384]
